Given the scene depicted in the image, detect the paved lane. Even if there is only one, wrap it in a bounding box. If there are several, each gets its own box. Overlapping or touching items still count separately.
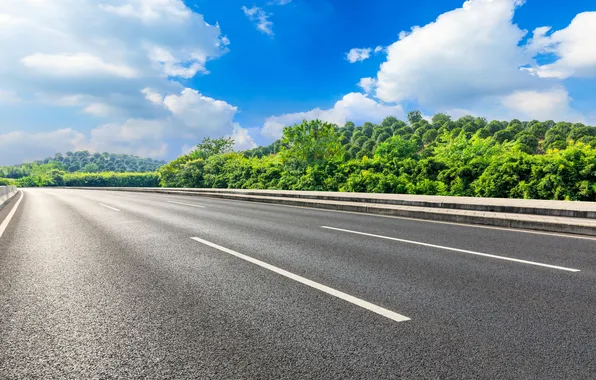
[1,188,594,379]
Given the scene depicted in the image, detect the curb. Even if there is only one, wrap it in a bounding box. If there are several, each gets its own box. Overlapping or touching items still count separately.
[160,189,596,219]
[0,188,19,212]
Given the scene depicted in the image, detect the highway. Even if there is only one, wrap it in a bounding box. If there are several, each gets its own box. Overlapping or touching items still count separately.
[0,188,595,379]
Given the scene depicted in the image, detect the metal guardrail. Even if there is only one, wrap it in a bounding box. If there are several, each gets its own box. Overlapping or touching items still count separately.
[0,186,18,211]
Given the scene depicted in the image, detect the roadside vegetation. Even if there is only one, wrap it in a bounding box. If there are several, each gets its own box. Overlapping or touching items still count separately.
[0,151,164,188]
[2,112,595,200]
[159,113,596,201]
[0,151,164,178]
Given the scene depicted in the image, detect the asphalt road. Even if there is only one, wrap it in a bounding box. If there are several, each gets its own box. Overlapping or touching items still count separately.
[1,188,595,379]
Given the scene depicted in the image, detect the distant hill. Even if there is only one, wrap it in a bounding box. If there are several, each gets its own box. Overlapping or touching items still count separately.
[0,151,166,179]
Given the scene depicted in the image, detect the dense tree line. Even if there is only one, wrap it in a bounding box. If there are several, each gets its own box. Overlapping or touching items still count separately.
[0,151,165,179]
[159,113,596,201]
[0,177,15,186]
[12,170,158,188]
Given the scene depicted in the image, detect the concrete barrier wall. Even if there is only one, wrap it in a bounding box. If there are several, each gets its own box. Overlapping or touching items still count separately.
[0,186,18,211]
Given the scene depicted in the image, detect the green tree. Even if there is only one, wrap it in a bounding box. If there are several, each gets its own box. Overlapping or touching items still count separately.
[408,110,423,125]
[82,163,100,173]
[280,120,345,168]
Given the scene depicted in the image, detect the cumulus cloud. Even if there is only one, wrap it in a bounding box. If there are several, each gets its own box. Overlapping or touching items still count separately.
[0,120,171,165]
[345,46,385,63]
[81,119,169,158]
[0,0,237,163]
[526,12,596,79]
[374,0,534,108]
[500,87,582,121]
[261,92,404,139]
[98,0,191,22]
[146,88,238,134]
[141,87,164,105]
[142,87,257,150]
[83,103,120,117]
[354,0,594,122]
[0,0,227,115]
[242,6,274,36]
[358,77,378,94]
[0,129,86,165]
[21,53,138,78]
[229,125,258,150]
[346,48,372,63]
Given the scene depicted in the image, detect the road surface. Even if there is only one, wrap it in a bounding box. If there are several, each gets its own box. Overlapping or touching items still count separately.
[1,188,595,379]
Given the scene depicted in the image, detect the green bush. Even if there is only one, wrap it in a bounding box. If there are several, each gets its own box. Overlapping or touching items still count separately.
[150,115,596,201]
[0,178,16,186]
[16,172,159,187]
[63,172,160,187]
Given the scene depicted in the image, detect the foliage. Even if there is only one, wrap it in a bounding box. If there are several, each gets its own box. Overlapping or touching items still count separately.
[62,172,160,187]
[0,151,165,179]
[8,114,596,201]
[156,114,596,200]
[0,177,16,186]
[15,171,159,188]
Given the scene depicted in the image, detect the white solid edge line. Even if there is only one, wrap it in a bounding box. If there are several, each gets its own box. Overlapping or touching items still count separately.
[190,236,411,323]
[167,200,205,208]
[321,226,581,273]
[99,203,120,212]
[0,192,24,239]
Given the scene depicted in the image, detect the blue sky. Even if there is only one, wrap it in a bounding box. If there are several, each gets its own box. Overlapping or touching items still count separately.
[0,0,595,165]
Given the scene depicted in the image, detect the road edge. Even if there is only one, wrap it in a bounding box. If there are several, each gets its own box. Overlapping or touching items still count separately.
[0,191,23,239]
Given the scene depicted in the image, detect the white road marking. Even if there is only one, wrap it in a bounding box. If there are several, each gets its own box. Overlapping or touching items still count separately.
[167,200,205,208]
[0,192,24,239]
[155,193,596,241]
[321,226,581,273]
[190,236,411,323]
[99,203,120,212]
[74,189,596,241]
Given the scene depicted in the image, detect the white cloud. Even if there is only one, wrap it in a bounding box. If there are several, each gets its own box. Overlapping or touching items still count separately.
[2,85,251,164]
[358,77,377,94]
[141,87,164,105]
[0,0,237,163]
[21,53,138,78]
[141,88,257,151]
[160,88,238,134]
[346,48,372,63]
[526,12,596,79]
[0,129,86,165]
[82,119,169,158]
[242,6,274,36]
[374,0,534,108]
[346,45,385,63]
[229,125,257,150]
[145,44,208,78]
[0,0,227,113]
[99,0,191,23]
[261,92,404,139]
[0,119,171,165]
[500,87,581,121]
[83,103,119,117]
